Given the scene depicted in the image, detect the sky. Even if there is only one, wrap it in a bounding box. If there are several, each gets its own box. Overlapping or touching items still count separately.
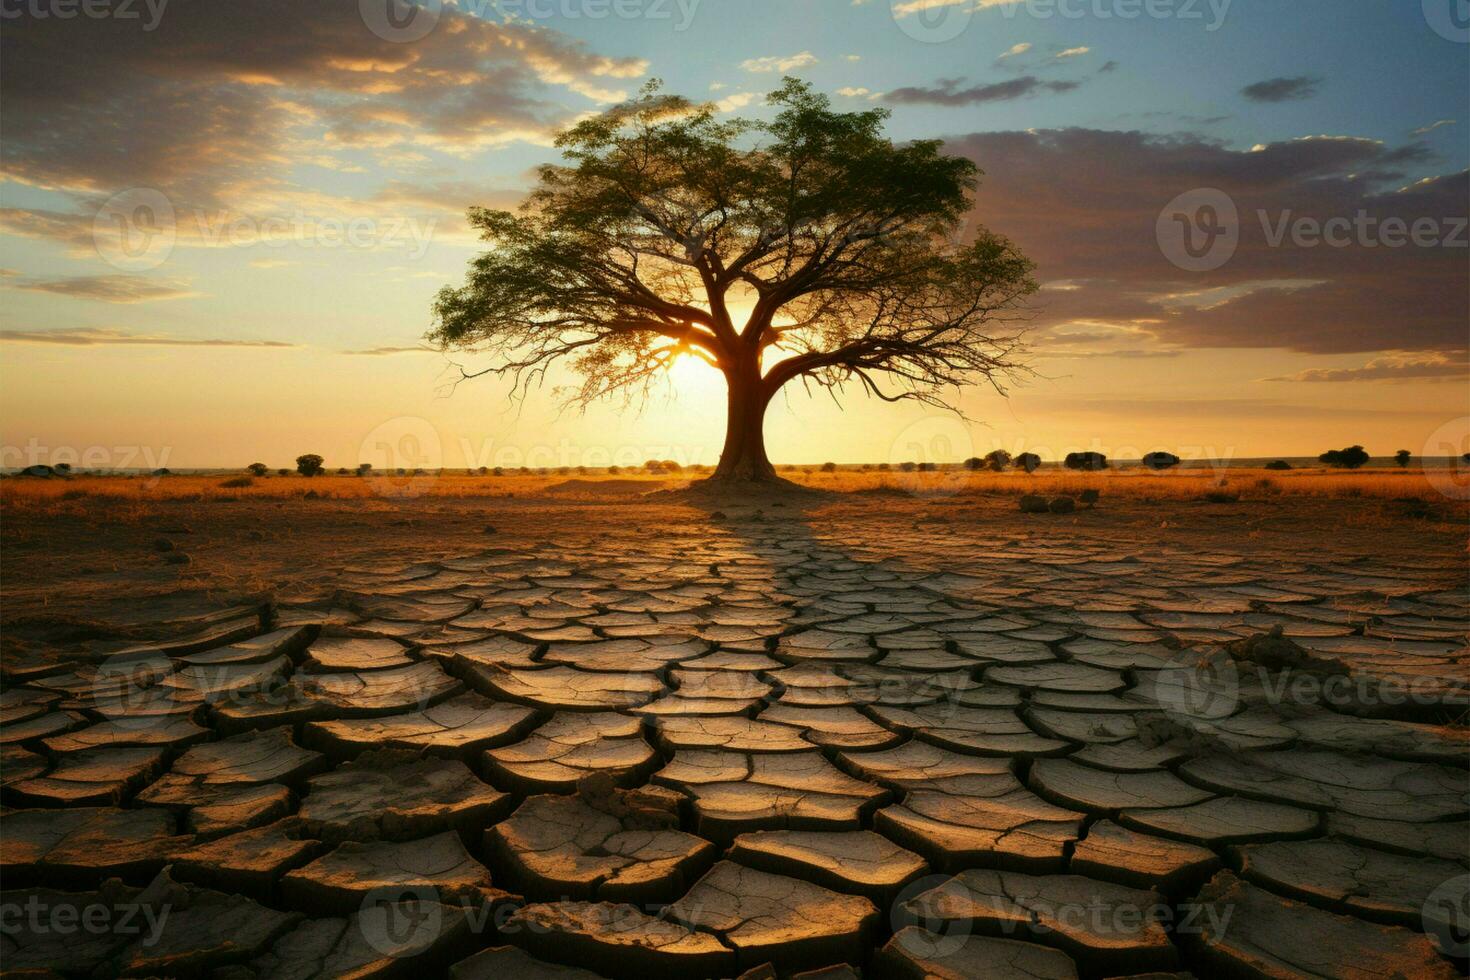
[1,0,1467,471]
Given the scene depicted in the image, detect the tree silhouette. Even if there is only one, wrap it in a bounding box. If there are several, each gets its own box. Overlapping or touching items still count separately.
[1318,445,1369,469]
[1394,449,1411,468]
[430,80,1036,484]
[295,454,324,477]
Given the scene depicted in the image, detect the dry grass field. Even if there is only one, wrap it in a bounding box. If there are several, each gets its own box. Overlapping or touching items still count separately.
[2,464,1462,522]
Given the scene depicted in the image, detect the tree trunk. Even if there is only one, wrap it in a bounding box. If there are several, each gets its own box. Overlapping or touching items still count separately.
[711,360,777,482]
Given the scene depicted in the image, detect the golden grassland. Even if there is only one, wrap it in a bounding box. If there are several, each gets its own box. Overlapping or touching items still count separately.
[2,465,1464,520]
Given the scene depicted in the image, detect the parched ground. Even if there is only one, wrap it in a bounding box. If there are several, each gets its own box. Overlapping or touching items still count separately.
[2,487,1467,978]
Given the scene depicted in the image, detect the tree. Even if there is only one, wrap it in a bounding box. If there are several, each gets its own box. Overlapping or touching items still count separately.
[247,462,269,477]
[357,463,373,476]
[1064,452,1108,471]
[983,449,1011,472]
[1318,445,1369,469]
[1395,449,1411,468]
[1142,451,1180,470]
[963,457,983,471]
[296,454,325,477]
[1016,452,1041,473]
[429,80,1037,485]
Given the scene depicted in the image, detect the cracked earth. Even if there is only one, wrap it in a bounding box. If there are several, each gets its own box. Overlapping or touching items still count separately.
[1,494,1467,978]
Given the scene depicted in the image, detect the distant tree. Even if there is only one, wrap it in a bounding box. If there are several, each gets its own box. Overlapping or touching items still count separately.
[336,467,349,475]
[429,80,1037,485]
[899,461,917,472]
[492,466,505,476]
[277,468,290,476]
[1015,452,1041,473]
[357,463,372,476]
[963,457,983,471]
[918,461,936,472]
[607,465,620,475]
[247,462,269,476]
[821,461,837,472]
[557,466,571,475]
[1264,459,1292,471]
[478,466,490,475]
[1064,452,1108,471]
[983,449,1011,472]
[662,460,683,473]
[1142,451,1181,470]
[1318,445,1369,469]
[54,462,72,474]
[295,454,325,477]
[153,468,171,476]
[1394,449,1411,468]
[877,462,891,471]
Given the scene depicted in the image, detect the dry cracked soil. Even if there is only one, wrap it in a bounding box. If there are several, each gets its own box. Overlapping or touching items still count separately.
[1,490,1467,978]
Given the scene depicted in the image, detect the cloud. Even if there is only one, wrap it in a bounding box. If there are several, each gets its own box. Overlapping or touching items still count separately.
[1055,46,1091,59]
[1262,352,1469,383]
[0,327,294,348]
[341,345,437,356]
[716,92,757,112]
[740,52,818,73]
[998,42,1032,59]
[1411,119,1455,136]
[836,86,875,98]
[3,275,195,303]
[0,1,648,210]
[944,128,1467,355]
[885,76,1082,106]
[1241,76,1321,103]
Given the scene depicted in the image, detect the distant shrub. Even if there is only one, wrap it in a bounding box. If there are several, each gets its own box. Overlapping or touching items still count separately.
[357,463,372,476]
[1142,451,1180,470]
[1264,459,1292,471]
[1395,450,1411,468]
[1016,452,1041,473]
[983,450,1012,472]
[277,468,290,476]
[492,466,505,476]
[519,466,530,474]
[557,466,570,475]
[861,463,872,471]
[663,460,683,473]
[899,461,917,472]
[877,462,890,471]
[1064,452,1108,471]
[54,463,72,474]
[607,465,619,475]
[220,476,253,488]
[576,465,587,475]
[153,468,172,476]
[920,461,937,471]
[963,457,983,471]
[1318,445,1369,469]
[295,453,324,477]
[820,461,836,472]
[246,462,269,476]
[336,467,349,475]
[1204,491,1239,503]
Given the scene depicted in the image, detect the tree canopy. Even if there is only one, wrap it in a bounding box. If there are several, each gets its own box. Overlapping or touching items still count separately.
[430,79,1037,482]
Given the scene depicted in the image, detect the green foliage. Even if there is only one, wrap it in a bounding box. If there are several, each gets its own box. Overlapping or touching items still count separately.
[983,449,1011,472]
[295,454,324,477]
[429,78,1035,429]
